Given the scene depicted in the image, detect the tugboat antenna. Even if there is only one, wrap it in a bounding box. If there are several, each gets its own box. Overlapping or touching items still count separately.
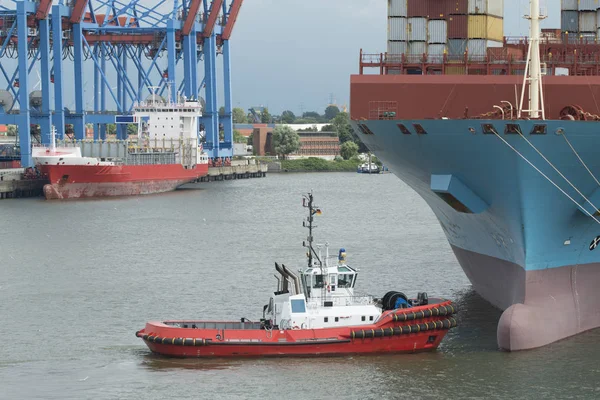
[303,191,322,269]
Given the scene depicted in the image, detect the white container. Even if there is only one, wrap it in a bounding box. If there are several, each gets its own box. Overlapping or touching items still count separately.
[388,17,408,41]
[388,0,407,17]
[578,0,598,11]
[560,0,577,10]
[387,40,408,55]
[408,41,427,55]
[427,44,447,63]
[467,39,502,58]
[447,39,467,57]
[580,11,597,32]
[428,20,448,44]
[408,17,427,42]
[468,0,504,17]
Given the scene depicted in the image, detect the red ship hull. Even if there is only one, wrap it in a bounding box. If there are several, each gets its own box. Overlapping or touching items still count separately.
[39,163,208,199]
[136,302,457,358]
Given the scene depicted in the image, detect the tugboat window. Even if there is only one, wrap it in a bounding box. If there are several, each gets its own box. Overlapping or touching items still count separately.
[291,299,306,313]
[313,275,324,288]
[338,274,353,288]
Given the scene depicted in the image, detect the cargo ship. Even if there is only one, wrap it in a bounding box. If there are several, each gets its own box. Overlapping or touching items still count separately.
[32,94,209,199]
[350,0,600,351]
[136,192,457,357]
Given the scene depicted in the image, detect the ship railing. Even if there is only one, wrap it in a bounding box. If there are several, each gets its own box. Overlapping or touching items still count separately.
[307,294,375,308]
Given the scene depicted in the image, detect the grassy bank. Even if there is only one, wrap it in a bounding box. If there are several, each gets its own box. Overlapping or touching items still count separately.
[280,157,361,172]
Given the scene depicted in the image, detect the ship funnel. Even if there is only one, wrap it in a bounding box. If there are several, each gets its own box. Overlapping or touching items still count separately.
[282,264,301,295]
[274,263,289,293]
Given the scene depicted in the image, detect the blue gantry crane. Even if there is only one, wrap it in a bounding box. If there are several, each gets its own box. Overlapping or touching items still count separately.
[0,0,243,167]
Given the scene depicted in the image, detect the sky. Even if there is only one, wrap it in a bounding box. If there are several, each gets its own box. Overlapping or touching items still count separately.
[230,0,561,116]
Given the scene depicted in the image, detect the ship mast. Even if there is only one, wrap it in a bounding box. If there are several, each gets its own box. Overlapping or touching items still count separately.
[519,0,546,120]
[302,192,321,269]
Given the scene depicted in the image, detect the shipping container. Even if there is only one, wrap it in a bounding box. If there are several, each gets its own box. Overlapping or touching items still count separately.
[408,41,428,55]
[560,0,578,11]
[487,46,524,61]
[578,0,598,11]
[428,19,448,43]
[445,65,467,75]
[447,38,467,57]
[388,0,407,17]
[580,11,597,32]
[448,14,468,38]
[387,40,408,55]
[427,1,448,19]
[407,0,428,17]
[561,10,579,32]
[427,43,447,63]
[408,17,427,41]
[467,39,502,58]
[468,0,504,17]
[596,9,600,30]
[448,0,468,15]
[468,15,504,41]
[388,17,408,41]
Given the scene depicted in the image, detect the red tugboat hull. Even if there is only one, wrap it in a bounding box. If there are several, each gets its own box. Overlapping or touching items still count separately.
[136,301,457,358]
[39,163,208,199]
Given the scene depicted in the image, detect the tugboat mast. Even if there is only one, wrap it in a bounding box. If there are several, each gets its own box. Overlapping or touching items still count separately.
[302,192,321,269]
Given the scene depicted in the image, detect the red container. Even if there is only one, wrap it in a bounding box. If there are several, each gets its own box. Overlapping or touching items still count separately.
[428,1,448,19]
[407,0,428,17]
[448,0,468,15]
[448,14,468,39]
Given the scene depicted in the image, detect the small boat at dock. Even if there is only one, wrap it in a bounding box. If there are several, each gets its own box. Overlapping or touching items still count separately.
[136,192,457,357]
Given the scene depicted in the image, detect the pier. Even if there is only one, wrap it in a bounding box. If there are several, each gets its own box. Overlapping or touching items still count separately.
[201,161,268,182]
[0,169,46,199]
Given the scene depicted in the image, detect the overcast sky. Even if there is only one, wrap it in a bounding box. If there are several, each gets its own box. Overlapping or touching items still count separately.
[230,0,561,116]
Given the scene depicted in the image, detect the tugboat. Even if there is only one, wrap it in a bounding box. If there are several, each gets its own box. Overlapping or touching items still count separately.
[135,192,457,357]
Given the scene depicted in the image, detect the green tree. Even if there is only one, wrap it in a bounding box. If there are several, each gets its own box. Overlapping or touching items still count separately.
[340,141,359,160]
[324,105,340,121]
[332,112,353,143]
[294,117,318,124]
[127,124,138,137]
[232,107,247,123]
[219,106,225,116]
[272,125,300,158]
[303,111,321,119]
[281,110,296,124]
[261,108,272,123]
[321,124,335,132]
[106,124,116,136]
[233,129,246,143]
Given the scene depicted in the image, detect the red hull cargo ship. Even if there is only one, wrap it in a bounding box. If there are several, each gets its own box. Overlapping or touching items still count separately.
[32,95,209,199]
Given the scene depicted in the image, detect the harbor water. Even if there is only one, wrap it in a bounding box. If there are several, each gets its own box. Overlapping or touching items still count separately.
[1,172,600,399]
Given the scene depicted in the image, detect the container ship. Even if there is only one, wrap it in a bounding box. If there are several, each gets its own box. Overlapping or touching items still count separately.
[32,94,209,199]
[350,0,600,351]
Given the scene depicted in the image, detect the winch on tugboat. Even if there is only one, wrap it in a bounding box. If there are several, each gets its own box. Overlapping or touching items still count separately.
[135,192,457,357]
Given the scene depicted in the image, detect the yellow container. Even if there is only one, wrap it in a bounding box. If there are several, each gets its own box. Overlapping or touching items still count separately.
[468,15,504,42]
[445,65,466,75]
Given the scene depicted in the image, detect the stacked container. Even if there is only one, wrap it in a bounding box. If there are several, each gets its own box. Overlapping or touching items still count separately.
[386,0,505,66]
[466,0,504,60]
[387,0,408,55]
[560,0,598,44]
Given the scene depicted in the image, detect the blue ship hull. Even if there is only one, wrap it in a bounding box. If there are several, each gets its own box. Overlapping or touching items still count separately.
[354,119,600,350]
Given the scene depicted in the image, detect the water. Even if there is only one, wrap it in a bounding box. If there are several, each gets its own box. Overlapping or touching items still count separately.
[1,173,600,399]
